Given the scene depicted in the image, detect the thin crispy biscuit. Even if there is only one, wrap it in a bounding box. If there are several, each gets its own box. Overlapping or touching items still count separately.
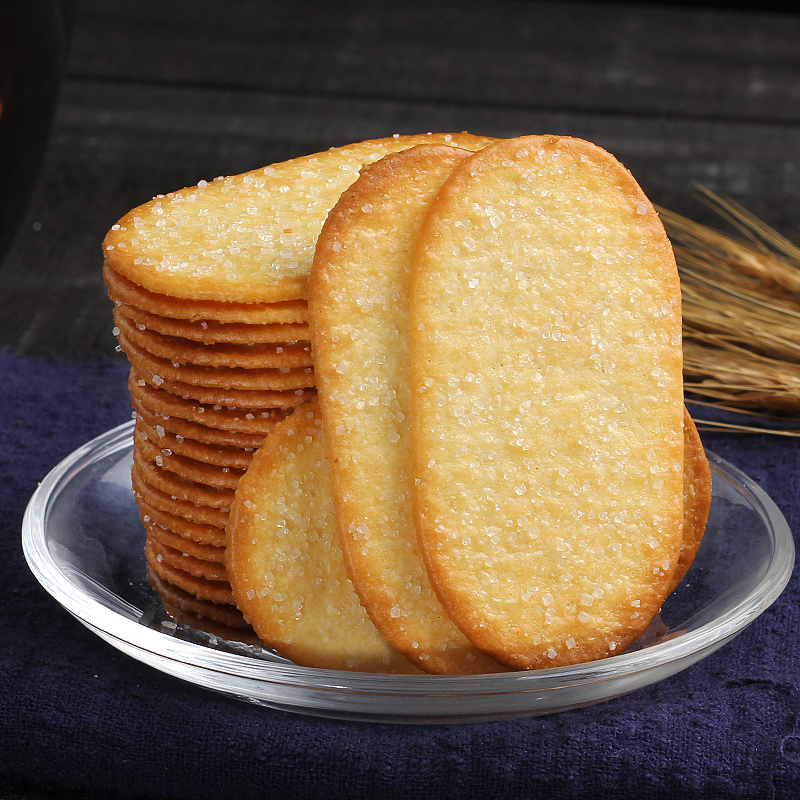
[136,426,245,490]
[146,537,229,582]
[671,409,712,593]
[134,449,234,508]
[114,312,313,370]
[133,371,315,410]
[159,602,262,645]
[227,402,420,673]
[103,134,495,304]
[133,465,229,529]
[118,331,315,391]
[310,145,507,674]
[131,395,268,449]
[128,371,297,433]
[147,566,249,629]
[410,135,684,669]
[104,263,309,324]
[136,414,254,469]
[144,518,226,563]
[147,551,235,606]
[114,302,310,345]
[136,496,227,548]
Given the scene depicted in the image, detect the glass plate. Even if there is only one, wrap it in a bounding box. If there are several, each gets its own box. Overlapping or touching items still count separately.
[22,421,794,724]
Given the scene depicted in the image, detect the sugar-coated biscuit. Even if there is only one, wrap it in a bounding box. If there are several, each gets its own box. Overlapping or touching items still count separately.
[114,312,313,369]
[131,464,230,530]
[310,145,507,674]
[147,551,235,606]
[146,537,230,583]
[104,263,309,324]
[114,301,310,345]
[672,409,712,593]
[226,401,421,673]
[410,135,684,669]
[135,414,254,470]
[103,134,495,304]
[143,514,226,562]
[135,425,245,490]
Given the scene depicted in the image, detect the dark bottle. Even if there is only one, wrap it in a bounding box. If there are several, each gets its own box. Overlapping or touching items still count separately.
[0,0,71,266]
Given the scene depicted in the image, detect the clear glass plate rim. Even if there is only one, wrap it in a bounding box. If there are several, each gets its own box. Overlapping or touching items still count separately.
[22,420,795,694]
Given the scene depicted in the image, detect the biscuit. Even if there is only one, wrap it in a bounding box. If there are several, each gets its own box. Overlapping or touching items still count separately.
[131,463,230,528]
[104,263,309,324]
[114,312,313,369]
[159,602,262,645]
[135,426,245,490]
[128,371,296,433]
[143,514,226,562]
[310,145,508,674]
[226,401,421,673]
[133,449,234,508]
[114,301,310,345]
[135,414,254,469]
[146,537,230,583]
[672,409,712,593]
[103,134,495,304]
[147,551,235,606]
[118,331,315,391]
[147,565,249,630]
[131,395,269,449]
[410,135,684,669]
[135,491,227,546]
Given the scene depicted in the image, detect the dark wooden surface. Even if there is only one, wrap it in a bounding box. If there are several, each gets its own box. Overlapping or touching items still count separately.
[2,0,800,361]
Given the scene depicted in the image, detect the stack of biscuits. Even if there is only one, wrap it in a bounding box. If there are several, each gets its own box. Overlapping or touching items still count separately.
[103,133,494,642]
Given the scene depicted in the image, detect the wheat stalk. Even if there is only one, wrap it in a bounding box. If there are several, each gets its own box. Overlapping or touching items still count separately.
[657,189,800,434]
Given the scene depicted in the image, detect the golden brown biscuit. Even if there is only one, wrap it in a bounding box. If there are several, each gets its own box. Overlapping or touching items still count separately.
[103,134,495,304]
[114,301,310,345]
[146,537,229,582]
[310,145,508,674]
[671,409,712,593]
[147,551,235,606]
[104,263,309,324]
[136,496,227,548]
[118,331,315,392]
[114,312,313,369]
[131,395,269,449]
[143,516,226,563]
[135,426,245,490]
[147,565,249,629]
[136,414,254,469]
[410,135,684,669]
[131,463,230,528]
[128,371,297,433]
[226,401,421,673]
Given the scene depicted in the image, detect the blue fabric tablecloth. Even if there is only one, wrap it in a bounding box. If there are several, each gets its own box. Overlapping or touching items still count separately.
[1,349,799,800]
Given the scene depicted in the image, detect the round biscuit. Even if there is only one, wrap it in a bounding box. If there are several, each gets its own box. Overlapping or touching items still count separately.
[128,371,296,433]
[133,448,234,509]
[159,602,262,646]
[131,395,268,449]
[147,551,235,606]
[144,517,226,563]
[136,426,245,490]
[147,565,249,630]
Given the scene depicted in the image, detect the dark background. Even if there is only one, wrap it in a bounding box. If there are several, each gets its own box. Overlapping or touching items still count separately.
[3,0,800,362]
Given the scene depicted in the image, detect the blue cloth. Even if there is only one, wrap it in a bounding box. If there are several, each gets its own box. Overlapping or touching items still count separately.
[1,349,798,800]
